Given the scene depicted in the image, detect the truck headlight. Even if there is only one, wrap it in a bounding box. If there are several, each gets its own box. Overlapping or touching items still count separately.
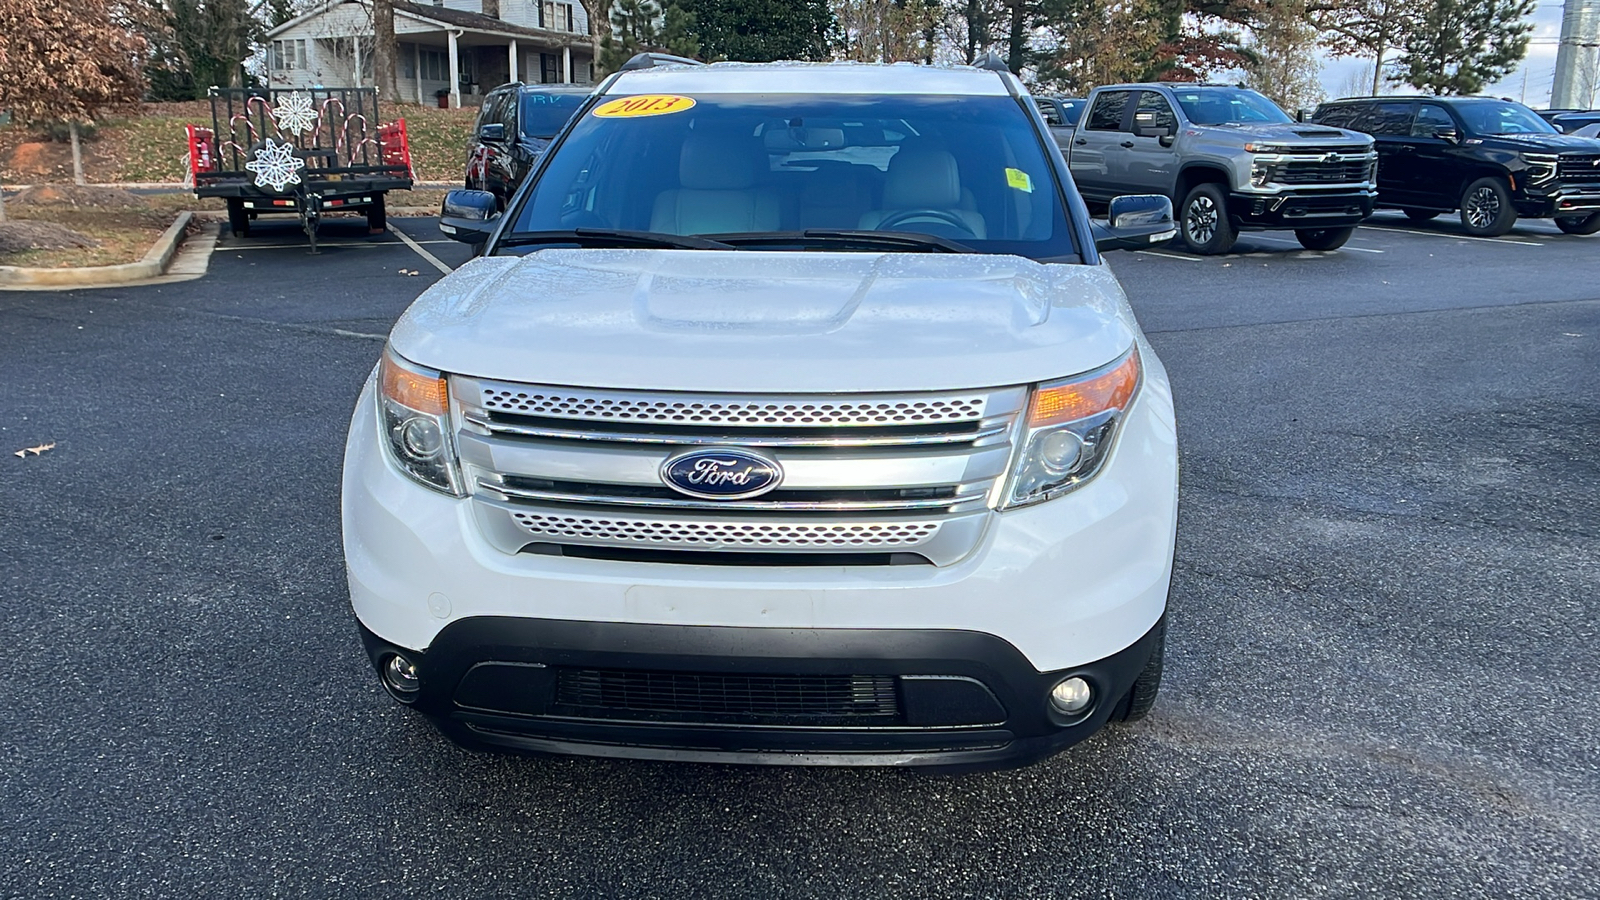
[1002,347,1142,510]
[378,348,463,496]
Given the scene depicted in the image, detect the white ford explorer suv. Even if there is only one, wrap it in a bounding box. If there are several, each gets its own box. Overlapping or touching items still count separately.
[343,54,1180,770]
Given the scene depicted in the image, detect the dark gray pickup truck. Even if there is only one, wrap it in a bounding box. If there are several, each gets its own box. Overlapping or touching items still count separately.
[1066,83,1378,253]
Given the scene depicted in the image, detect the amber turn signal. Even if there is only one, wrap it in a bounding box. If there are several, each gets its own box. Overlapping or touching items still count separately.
[1029,348,1142,428]
[380,350,449,415]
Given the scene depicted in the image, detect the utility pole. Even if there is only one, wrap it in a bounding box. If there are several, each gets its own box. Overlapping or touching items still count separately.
[1552,0,1600,108]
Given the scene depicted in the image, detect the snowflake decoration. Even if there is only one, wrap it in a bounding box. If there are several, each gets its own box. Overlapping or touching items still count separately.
[245,139,306,192]
[274,92,318,136]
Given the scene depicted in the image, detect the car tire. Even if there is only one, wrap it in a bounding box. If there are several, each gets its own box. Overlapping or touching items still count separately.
[1180,183,1236,254]
[226,199,249,238]
[1459,176,1517,236]
[1295,226,1355,251]
[1116,617,1165,723]
[1555,212,1600,235]
[1403,208,1441,221]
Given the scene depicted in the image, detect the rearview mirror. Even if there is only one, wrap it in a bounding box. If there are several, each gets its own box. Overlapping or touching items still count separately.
[478,123,506,142]
[438,189,500,245]
[1093,194,1177,253]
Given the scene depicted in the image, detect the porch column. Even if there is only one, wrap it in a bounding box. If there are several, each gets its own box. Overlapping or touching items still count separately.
[413,42,423,104]
[354,40,363,87]
[563,46,571,83]
[447,30,461,108]
[508,39,519,83]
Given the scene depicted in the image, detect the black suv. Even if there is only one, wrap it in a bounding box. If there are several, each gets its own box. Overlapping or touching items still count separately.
[466,83,591,207]
[1314,96,1600,235]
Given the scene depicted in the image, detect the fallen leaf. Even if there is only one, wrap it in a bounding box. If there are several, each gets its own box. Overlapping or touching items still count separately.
[15,441,56,458]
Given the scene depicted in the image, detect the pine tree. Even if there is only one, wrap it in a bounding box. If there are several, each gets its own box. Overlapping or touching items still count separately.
[599,0,700,74]
[1393,0,1535,95]
[682,0,833,62]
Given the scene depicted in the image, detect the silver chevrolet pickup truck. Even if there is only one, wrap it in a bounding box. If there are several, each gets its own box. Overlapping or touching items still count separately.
[1067,83,1378,253]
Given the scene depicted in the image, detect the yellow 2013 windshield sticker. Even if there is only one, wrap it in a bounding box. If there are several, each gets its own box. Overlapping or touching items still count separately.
[592,95,697,118]
[1005,168,1034,193]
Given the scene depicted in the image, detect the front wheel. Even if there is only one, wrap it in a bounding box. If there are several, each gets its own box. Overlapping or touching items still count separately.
[1115,618,1165,723]
[1295,226,1355,251]
[1180,183,1236,255]
[1460,177,1517,236]
[1555,212,1600,235]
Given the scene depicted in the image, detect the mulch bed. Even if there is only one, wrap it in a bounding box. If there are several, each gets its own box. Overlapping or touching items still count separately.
[12,184,148,209]
[0,221,100,255]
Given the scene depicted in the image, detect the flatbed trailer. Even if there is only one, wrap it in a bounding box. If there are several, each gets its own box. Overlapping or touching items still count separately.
[186,87,414,252]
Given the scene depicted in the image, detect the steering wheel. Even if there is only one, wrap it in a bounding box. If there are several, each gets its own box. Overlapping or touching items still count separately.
[874,208,980,238]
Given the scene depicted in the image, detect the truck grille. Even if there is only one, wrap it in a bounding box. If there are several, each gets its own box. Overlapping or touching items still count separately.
[1271,159,1373,185]
[553,668,901,723]
[454,377,1025,565]
[1558,154,1600,184]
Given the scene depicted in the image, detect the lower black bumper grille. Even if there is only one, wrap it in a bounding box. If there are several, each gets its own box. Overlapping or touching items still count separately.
[554,668,901,724]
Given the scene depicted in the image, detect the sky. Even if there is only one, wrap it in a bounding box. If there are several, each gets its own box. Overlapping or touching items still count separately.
[1317,1,1571,107]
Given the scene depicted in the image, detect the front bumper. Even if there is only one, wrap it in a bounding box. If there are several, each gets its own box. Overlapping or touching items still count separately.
[1517,184,1600,218]
[342,354,1178,767]
[359,614,1166,770]
[1228,189,1376,229]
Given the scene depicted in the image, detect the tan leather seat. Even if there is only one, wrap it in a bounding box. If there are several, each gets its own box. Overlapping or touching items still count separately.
[650,135,780,235]
[859,147,986,238]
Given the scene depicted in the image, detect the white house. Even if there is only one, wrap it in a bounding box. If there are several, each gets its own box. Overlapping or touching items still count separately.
[264,0,596,108]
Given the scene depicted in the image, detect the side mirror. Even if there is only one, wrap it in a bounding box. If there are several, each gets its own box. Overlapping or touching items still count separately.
[438,189,500,245]
[478,122,506,142]
[1131,112,1173,140]
[1435,126,1459,143]
[1093,194,1177,253]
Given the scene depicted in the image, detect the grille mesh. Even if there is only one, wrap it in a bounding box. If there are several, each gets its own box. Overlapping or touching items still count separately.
[1274,160,1372,184]
[481,388,986,427]
[1559,155,1600,183]
[555,669,900,720]
[511,511,939,548]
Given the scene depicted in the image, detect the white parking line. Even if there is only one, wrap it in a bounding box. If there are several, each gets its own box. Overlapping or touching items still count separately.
[1137,250,1201,262]
[224,240,457,250]
[393,228,455,274]
[1362,225,1542,246]
[1245,235,1385,254]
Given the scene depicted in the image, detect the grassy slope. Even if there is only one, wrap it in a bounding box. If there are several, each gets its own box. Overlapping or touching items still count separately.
[1,102,476,184]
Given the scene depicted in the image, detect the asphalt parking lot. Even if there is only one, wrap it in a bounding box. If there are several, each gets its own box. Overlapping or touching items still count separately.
[3,212,1597,898]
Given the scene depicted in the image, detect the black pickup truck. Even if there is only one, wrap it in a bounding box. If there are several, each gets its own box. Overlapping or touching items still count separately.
[185,87,414,251]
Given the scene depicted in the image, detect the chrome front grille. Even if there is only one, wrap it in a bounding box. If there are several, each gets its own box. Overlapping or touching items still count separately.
[454,377,1025,565]
[1558,154,1600,184]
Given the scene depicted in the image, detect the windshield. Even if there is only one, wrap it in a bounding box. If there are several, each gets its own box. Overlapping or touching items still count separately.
[1454,100,1559,136]
[519,91,588,139]
[1171,87,1292,125]
[507,93,1078,260]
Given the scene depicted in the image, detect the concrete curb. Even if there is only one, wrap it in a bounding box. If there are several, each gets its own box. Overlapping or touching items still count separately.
[0,211,193,288]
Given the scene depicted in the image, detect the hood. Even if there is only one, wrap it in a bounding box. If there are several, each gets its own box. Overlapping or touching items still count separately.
[1206,122,1372,146]
[388,249,1137,393]
[1481,133,1600,153]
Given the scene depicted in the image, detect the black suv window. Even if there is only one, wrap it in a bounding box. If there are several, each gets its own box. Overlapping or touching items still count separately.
[1412,105,1455,138]
[1359,102,1414,137]
[1086,91,1132,131]
[1313,104,1360,129]
[519,90,588,139]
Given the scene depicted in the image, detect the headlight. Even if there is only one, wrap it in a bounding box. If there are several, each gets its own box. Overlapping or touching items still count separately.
[1243,142,1288,153]
[377,348,463,495]
[1002,347,1142,510]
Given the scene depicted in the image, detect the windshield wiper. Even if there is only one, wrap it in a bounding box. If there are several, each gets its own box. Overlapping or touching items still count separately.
[712,230,979,254]
[499,228,737,251]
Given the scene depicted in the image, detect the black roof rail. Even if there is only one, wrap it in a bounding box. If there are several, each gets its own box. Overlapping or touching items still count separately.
[619,53,704,71]
[975,51,1011,74]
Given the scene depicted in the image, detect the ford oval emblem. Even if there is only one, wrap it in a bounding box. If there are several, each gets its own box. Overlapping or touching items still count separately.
[661,448,783,500]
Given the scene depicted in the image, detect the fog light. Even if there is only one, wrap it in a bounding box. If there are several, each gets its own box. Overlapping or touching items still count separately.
[382,654,420,696]
[1049,676,1093,715]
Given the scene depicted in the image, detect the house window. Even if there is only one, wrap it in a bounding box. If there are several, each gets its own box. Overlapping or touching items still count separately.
[416,48,448,82]
[270,39,307,72]
[541,2,574,31]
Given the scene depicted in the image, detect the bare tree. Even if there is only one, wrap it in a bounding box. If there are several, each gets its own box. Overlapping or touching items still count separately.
[1309,0,1424,95]
[0,0,147,185]
[373,0,399,99]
